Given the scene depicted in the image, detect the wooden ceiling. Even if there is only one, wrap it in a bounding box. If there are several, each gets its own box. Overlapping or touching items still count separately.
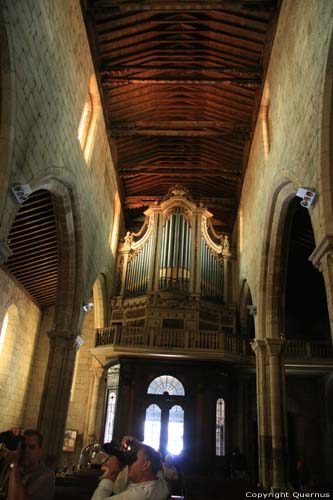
[82,0,280,231]
[5,190,58,308]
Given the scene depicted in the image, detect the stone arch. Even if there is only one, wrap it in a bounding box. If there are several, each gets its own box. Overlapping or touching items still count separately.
[318,30,333,234]
[257,179,298,340]
[0,6,15,243]
[25,176,84,464]
[0,303,19,373]
[0,304,20,427]
[32,176,84,333]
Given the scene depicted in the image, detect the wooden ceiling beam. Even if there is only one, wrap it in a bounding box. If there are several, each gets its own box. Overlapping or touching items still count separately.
[119,162,241,172]
[112,128,250,137]
[121,171,241,178]
[7,250,58,267]
[103,79,260,88]
[111,119,250,129]
[90,1,276,12]
[124,195,236,207]
[102,64,261,74]
[8,222,57,239]
[9,235,58,252]
[13,263,58,280]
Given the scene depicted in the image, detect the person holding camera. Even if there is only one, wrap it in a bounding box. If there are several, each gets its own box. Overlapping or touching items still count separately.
[0,427,55,500]
[91,436,169,500]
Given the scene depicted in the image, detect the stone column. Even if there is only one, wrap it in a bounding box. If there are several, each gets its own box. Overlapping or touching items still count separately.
[266,338,287,491]
[86,362,104,443]
[37,330,78,466]
[251,339,270,490]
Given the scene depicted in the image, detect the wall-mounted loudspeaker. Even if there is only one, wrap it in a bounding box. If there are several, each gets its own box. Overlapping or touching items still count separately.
[296,188,316,208]
[11,183,32,203]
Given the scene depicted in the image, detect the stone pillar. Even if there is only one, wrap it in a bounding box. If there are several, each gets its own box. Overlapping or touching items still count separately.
[266,338,287,491]
[86,362,104,443]
[251,339,270,490]
[37,330,78,466]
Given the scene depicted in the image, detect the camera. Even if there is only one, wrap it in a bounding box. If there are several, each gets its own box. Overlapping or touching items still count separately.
[0,431,23,451]
[102,439,140,466]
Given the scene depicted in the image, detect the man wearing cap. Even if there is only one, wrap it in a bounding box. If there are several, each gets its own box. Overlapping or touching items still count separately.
[91,439,169,500]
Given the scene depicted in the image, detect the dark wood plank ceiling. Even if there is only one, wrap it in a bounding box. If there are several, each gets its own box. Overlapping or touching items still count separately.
[82,0,280,231]
[4,190,58,308]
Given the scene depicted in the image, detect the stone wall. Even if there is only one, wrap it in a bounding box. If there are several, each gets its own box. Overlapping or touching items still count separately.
[0,268,41,429]
[0,0,120,295]
[237,0,333,330]
[0,0,120,442]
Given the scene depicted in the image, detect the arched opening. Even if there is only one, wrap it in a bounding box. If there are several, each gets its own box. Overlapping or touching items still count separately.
[0,311,9,354]
[145,375,185,457]
[103,364,120,442]
[282,198,330,340]
[147,375,185,396]
[216,398,225,456]
[0,304,21,428]
[168,405,184,455]
[110,191,121,257]
[93,274,107,329]
[144,404,161,451]
[78,74,101,164]
[4,189,58,308]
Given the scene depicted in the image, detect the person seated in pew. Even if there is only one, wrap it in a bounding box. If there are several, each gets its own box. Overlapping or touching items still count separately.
[91,436,168,500]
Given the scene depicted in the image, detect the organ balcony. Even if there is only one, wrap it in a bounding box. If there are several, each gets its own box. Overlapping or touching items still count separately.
[92,187,333,371]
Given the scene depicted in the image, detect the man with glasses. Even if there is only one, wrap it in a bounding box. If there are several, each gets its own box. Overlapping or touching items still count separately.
[91,438,169,500]
[0,427,55,500]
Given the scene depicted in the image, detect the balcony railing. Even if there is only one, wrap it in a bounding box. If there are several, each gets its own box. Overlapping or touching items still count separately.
[95,326,251,357]
[94,326,333,362]
[285,339,333,359]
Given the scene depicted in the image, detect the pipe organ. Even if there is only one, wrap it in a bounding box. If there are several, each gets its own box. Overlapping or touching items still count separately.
[114,187,235,332]
[159,208,191,291]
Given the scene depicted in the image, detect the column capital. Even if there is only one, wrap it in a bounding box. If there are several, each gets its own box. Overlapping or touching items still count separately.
[47,330,77,350]
[265,337,285,356]
[48,328,74,339]
[309,235,333,271]
[90,365,104,379]
[250,338,266,355]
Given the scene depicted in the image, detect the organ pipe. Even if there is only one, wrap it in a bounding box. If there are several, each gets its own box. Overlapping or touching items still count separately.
[120,188,228,299]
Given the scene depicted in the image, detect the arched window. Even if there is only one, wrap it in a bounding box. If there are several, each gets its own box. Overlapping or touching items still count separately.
[110,191,121,256]
[78,93,93,149]
[144,404,161,451]
[216,398,225,456]
[168,405,184,455]
[147,375,185,396]
[78,75,100,163]
[103,364,120,442]
[0,312,9,354]
[104,391,117,442]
